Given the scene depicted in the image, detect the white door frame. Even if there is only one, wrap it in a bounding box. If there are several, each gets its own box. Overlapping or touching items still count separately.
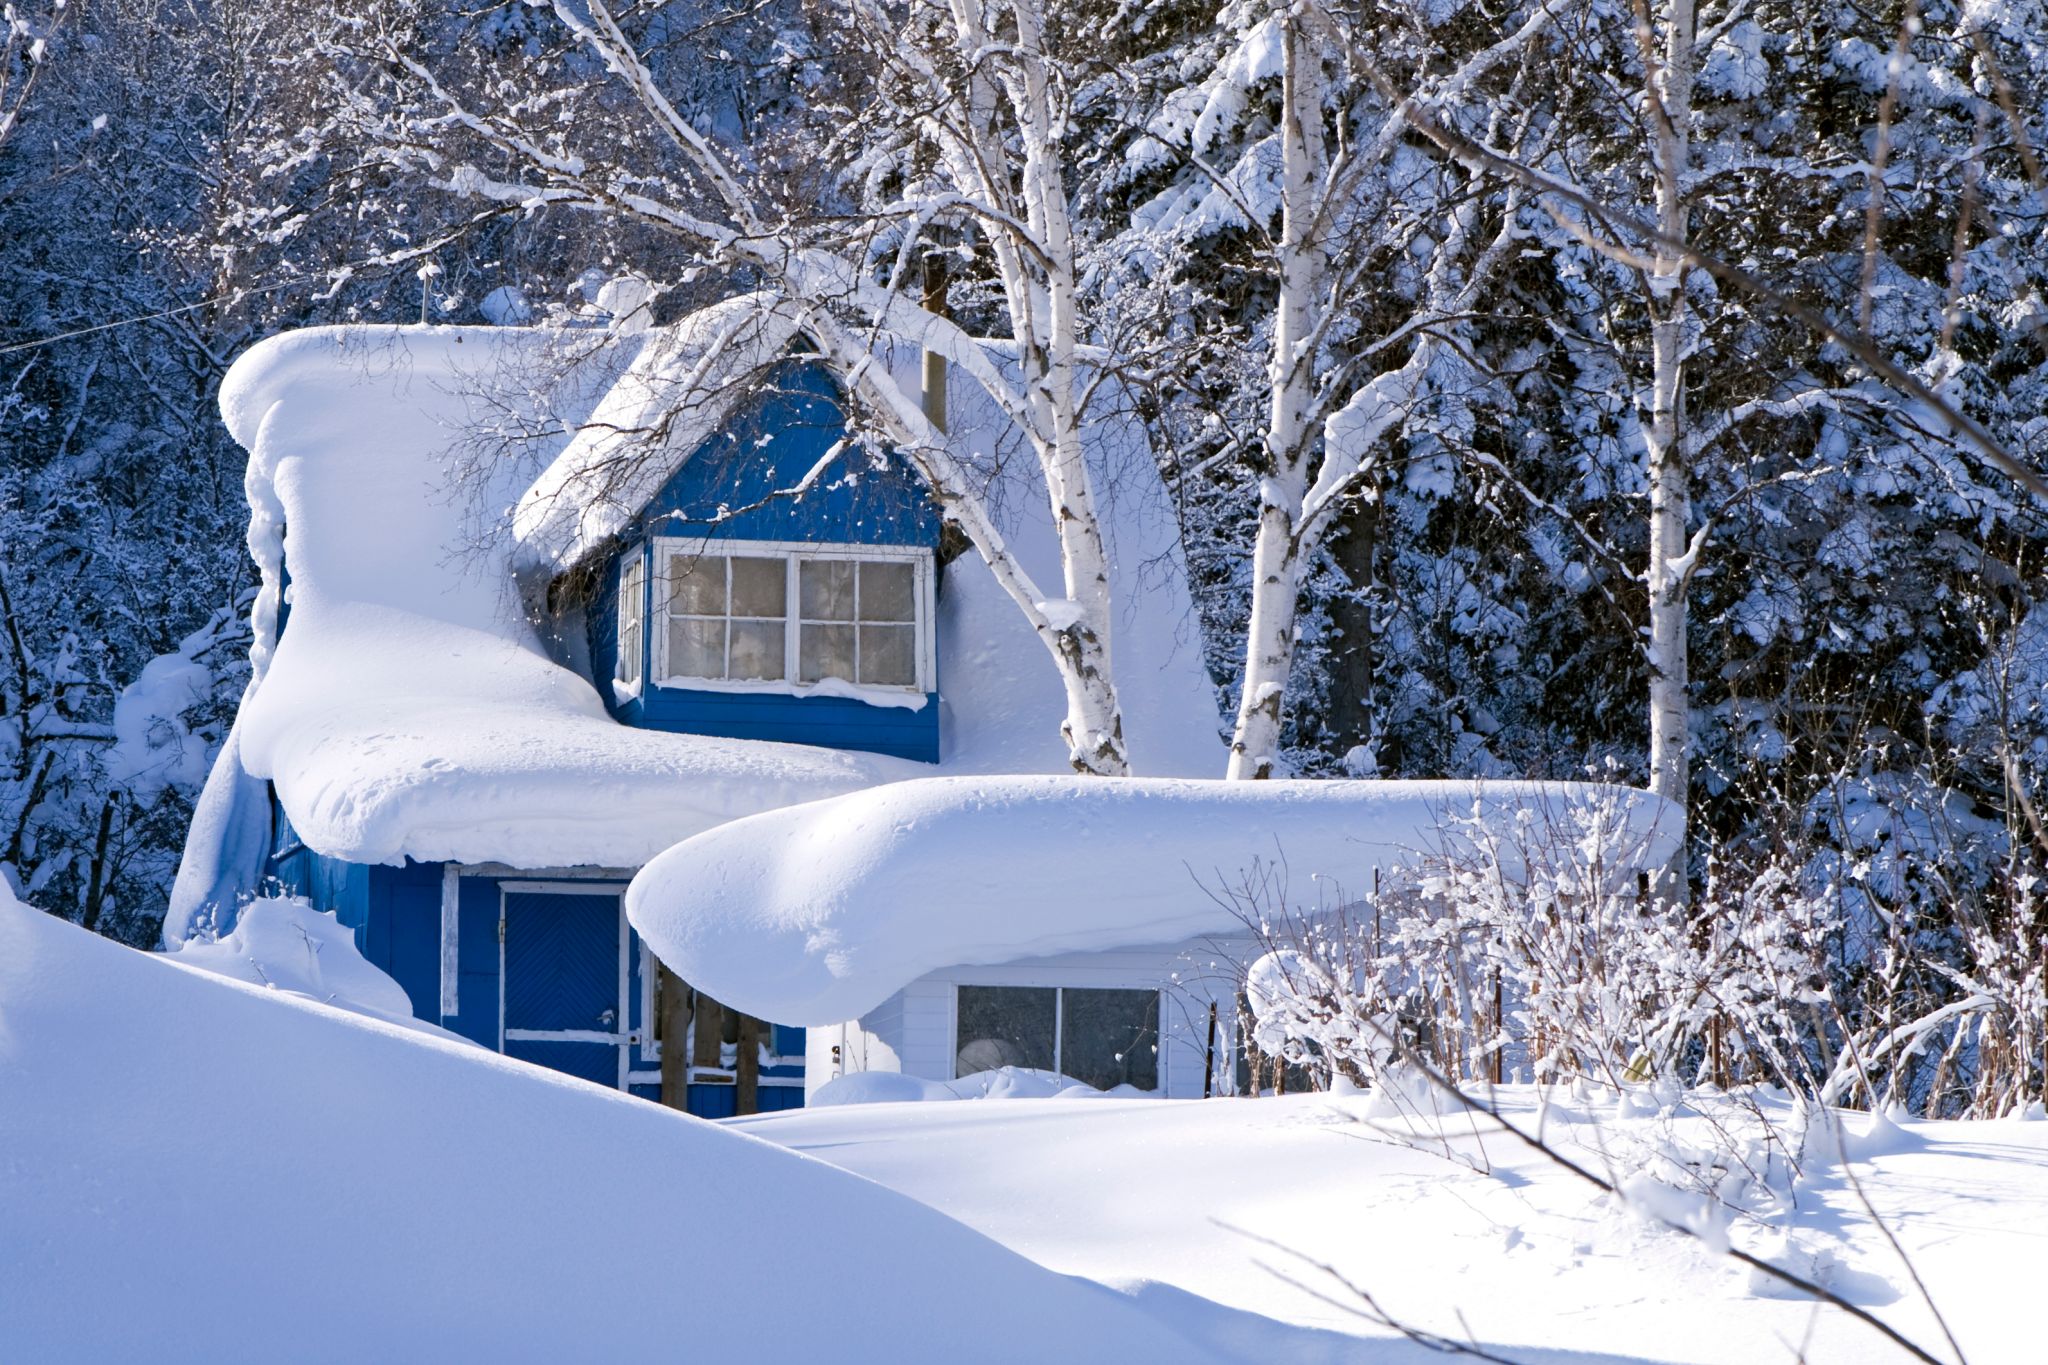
[497,880,633,1090]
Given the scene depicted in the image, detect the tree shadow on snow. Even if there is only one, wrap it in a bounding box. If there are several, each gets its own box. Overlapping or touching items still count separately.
[1124,1281,1687,1365]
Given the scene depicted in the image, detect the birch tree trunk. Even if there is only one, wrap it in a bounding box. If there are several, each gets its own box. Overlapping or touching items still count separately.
[1009,0,1126,773]
[1227,7,1327,780]
[1643,0,1696,883]
[1221,2,1550,779]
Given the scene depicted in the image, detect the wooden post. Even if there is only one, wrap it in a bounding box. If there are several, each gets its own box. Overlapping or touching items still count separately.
[1203,1001,1218,1099]
[693,991,725,1072]
[735,1015,761,1116]
[1492,969,1504,1087]
[656,962,692,1112]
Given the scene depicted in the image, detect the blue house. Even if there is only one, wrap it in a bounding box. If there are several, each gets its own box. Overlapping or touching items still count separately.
[168,302,1223,1114]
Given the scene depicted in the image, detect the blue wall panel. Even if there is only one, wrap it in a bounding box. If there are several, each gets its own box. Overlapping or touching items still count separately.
[370,862,444,1025]
[631,685,939,762]
[446,874,505,1049]
[637,363,940,549]
[263,786,808,1110]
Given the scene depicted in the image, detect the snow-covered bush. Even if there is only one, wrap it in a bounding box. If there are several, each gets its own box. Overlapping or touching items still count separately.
[1239,767,2046,1120]
[1240,789,1693,1090]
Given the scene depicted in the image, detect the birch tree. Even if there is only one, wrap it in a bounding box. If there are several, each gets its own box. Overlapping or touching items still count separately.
[1106,0,1564,778]
[1310,0,2043,861]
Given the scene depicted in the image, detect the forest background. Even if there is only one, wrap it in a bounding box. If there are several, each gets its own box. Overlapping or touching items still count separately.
[2,0,2044,1112]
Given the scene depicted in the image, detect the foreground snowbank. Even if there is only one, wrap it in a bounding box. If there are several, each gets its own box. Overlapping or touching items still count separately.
[629,776,1681,1025]
[0,889,1219,1363]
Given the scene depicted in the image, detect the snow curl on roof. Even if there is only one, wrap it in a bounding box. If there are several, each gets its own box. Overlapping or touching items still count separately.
[169,325,923,941]
[625,776,1683,1025]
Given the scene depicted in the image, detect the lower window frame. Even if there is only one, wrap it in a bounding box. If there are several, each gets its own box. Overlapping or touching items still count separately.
[951,982,1164,1093]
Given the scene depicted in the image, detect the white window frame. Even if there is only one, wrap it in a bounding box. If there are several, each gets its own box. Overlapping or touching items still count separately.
[612,548,647,702]
[648,536,935,697]
[949,983,1165,1090]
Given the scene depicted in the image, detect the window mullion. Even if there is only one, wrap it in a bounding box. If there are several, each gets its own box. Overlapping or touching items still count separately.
[786,554,800,682]
[1053,987,1064,1080]
[719,556,733,681]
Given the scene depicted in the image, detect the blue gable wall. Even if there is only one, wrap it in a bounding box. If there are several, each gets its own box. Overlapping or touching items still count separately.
[588,360,944,764]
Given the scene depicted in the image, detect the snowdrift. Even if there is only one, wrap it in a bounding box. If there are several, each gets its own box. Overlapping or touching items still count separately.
[0,890,1217,1363]
[627,776,1683,1025]
[161,893,468,1041]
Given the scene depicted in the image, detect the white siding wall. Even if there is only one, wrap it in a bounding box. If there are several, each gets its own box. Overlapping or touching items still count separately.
[826,935,1255,1100]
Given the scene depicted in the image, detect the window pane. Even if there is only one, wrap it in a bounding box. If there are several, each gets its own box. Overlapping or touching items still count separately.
[858,624,916,688]
[1060,989,1160,1092]
[667,554,725,616]
[666,617,724,680]
[617,558,644,686]
[728,620,786,681]
[618,621,642,685]
[799,623,855,683]
[860,560,916,622]
[800,559,855,620]
[730,555,787,617]
[955,986,1055,1078]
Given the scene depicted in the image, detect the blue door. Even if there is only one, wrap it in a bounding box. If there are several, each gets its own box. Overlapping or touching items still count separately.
[500,887,629,1088]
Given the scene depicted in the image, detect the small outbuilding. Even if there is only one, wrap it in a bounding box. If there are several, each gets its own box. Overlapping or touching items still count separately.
[625,775,1684,1100]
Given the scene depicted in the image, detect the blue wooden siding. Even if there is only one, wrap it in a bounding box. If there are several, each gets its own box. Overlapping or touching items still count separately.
[262,795,804,1115]
[589,360,943,763]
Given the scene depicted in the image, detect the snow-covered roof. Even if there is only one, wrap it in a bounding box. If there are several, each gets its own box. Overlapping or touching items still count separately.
[170,317,1221,941]
[625,776,1685,1025]
[511,293,802,572]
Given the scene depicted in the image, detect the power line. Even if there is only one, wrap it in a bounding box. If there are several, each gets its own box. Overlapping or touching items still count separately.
[0,278,307,357]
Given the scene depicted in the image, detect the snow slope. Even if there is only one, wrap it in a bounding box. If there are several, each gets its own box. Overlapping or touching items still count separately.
[740,1088,2048,1365]
[0,890,1223,1363]
[628,776,1681,1025]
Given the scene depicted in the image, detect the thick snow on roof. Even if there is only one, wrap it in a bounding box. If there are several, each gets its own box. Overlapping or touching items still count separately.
[0,889,1221,1363]
[626,776,1683,1026]
[512,294,801,571]
[172,317,1220,940]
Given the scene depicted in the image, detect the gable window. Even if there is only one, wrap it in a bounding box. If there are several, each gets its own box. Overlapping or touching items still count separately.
[649,538,933,696]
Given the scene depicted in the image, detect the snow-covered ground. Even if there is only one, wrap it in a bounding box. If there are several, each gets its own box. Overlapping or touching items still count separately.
[0,892,1220,1363]
[737,1086,2048,1364]
[9,881,2043,1363]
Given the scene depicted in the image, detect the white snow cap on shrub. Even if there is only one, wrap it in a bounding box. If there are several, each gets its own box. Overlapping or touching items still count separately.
[626,776,1681,1026]
[162,894,449,1037]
